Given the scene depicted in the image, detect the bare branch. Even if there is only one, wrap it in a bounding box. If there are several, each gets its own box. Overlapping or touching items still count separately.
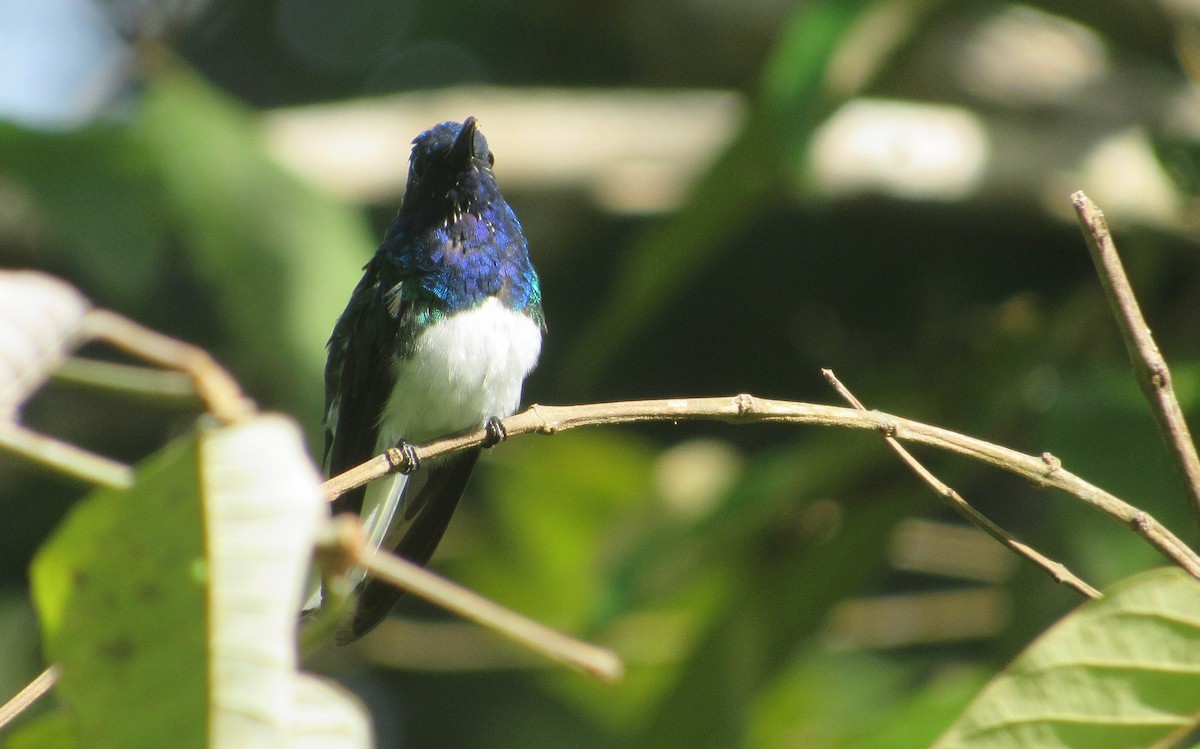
[81,309,254,425]
[54,357,198,401]
[0,667,57,732]
[322,395,1200,580]
[822,369,1100,599]
[1072,191,1200,527]
[0,421,132,488]
[320,517,623,683]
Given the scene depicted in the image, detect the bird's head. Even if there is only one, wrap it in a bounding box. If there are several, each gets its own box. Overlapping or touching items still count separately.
[402,117,499,214]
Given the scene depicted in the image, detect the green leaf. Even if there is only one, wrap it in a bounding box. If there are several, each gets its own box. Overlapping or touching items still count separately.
[29,434,207,749]
[932,567,1200,749]
[6,710,77,749]
[749,648,987,749]
[0,122,167,300]
[135,67,374,400]
[27,414,371,748]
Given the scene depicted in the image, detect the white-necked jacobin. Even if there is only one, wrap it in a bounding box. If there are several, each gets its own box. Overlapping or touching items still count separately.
[320,117,544,643]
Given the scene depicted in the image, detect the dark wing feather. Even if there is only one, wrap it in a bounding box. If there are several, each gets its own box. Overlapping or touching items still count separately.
[335,449,481,644]
[325,256,398,518]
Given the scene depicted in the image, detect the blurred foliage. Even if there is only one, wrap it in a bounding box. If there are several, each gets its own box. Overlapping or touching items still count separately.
[4,0,1200,747]
[25,435,206,748]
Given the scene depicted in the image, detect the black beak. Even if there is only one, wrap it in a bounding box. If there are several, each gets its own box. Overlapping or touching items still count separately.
[451,116,478,166]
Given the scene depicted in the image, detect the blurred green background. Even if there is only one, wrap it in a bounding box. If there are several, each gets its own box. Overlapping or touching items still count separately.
[3,0,1200,746]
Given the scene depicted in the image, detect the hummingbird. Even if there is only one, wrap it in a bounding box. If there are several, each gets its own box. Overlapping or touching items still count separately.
[320,117,544,643]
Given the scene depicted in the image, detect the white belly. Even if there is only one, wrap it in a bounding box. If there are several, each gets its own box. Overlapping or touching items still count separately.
[377,296,542,447]
[307,298,540,611]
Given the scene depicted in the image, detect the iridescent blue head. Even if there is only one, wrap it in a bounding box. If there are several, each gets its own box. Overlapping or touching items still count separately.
[382,117,543,330]
[402,117,499,218]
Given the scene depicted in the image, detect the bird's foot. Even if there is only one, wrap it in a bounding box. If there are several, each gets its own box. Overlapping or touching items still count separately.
[481,417,508,448]
[392,440,421,474]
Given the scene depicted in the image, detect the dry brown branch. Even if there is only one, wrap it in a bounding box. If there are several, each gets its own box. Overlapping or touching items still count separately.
[0,667,56,732]
[81,309,253,425]
[322,395,1200,580]
[0,421,132,488]
[318,517,623,682]
[822,369,1100,599]
[1072,191,1200,527]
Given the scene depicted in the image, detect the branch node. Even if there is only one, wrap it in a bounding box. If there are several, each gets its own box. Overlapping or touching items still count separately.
[1036,452,1062,486]
[1151,365,1169,390]
[314,514,364,579]
[528,403,556,434]
[876,414,899,438]
[734,393,755,415]
[1132,510,1152,533]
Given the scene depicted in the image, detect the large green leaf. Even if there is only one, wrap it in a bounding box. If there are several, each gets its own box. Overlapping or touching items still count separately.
[932,567,1200,748]
[134,67,374,407]
[24,415,371,748]
[29,434,207,749]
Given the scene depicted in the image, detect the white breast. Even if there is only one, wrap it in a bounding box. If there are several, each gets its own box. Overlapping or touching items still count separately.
[377,296,542,447]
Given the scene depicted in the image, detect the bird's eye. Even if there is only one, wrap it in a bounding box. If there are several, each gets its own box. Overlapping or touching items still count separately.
[487,151,495,167]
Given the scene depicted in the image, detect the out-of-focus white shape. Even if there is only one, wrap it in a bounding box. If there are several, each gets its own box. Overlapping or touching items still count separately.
[654,439,743,518]
[888,519,1017,583]
[0,271,90,418]
[261,88,744,214]
[0,0,129,128]
[809,99,989,200]
[958,5,1109,107]
[1061,128,1183,226]
[1160,0,1200,21]
[826,588,1010,649]
[204,415,371,748]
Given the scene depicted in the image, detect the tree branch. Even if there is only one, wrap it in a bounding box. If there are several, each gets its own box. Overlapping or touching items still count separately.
[323,395,1200,581]
[1072,191,1200,527]
[80,309,254,425]
[0,667,56,732]
[316,516,623,682]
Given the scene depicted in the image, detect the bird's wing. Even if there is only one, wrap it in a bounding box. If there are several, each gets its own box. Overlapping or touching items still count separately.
[325,255,398,519]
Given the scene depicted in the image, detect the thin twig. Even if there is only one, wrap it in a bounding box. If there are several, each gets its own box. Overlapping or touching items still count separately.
[0,666,57,731]
[80,309,253,425]
[321,396,1200,580]
[325,519,623,683]
[822,369,1100,598]
[54,357,198,401]
[1072,191,1200,527]
[0,422,132,488]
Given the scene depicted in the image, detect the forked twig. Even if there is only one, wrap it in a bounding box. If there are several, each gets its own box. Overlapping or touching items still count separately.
[80,310,253,425]
[822,369,1100,598]
[1072,191,1200,526]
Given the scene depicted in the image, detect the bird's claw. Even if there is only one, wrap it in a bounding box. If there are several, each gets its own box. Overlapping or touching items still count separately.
[394,440,421,474]
[481,417,507,448]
